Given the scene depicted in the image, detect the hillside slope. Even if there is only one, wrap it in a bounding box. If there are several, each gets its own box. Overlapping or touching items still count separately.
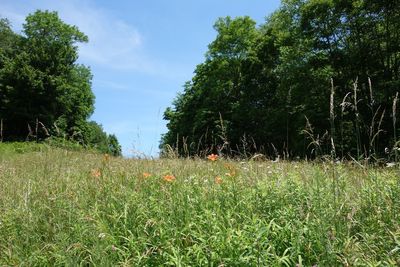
[0,143,399,265]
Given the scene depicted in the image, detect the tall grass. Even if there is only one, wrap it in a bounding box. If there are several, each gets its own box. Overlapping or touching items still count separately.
[393,92,399,162]
[1,143,399,266]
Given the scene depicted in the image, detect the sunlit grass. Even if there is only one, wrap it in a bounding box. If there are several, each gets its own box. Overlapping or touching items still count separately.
[0,143,399,266]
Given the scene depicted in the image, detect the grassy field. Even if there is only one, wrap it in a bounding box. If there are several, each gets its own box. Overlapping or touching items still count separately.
[0,143,399,266]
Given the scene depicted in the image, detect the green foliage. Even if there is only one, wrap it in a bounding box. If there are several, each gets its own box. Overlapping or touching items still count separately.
[107,134,122,157]
[73,121,122,156]
[0,141,48,157]
[0,18,19,121]
[0,10,121,155]
[0,145,399,265]
[0,10,92,138]
[162,1,400,159]
[162,16,269,156]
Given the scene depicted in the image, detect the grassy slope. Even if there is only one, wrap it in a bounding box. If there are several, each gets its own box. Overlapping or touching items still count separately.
[0,143,399,266]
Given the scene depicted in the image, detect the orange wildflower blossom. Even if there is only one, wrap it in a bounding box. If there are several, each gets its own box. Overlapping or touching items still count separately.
[91,169,101,178]
[207,154,218,161]
[163,174,176,182]
[142,172,152,178]
[215,176,223,184]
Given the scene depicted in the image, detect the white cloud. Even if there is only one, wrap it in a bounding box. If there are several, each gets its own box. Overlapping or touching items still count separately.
[0,0,155,72]
[0,0,191,80]
[95,80,129,91]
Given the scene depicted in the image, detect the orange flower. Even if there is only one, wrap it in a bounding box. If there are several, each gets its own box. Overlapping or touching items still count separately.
[207,154,218,161]
[91,169,101,178]
[143,172,152,178]
[163,174,176,182]
[215,176,223,184]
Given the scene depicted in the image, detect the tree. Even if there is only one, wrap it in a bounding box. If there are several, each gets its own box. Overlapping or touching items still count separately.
[0,10,121,156]
[161,16,263,155]
[0,10,92,139]
[163,1,400,159]
[108,134,122,157]
[0,18,19,125]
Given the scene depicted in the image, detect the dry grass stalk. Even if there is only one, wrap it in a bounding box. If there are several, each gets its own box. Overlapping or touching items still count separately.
[302,116,323,158]
[53,122,60,136]
[368,77,373,106]
[27,123,34,140]
[330,78,336,158]
[35,118,39,141]
[393,92,399,162]
[38,121,50,136]
[393,92,398,142]
[369,108,385,150]
[353,78,361,158]
[163,144,178,158]
[340,92,352,158]
[217,112,230,156]
[182,136,189,157]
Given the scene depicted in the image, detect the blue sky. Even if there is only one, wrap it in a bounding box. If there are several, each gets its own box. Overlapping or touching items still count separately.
[1,0,281,157]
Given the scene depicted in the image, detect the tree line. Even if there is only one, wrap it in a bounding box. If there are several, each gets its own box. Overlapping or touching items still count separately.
[161,0,400,160]
[0,10,121,156]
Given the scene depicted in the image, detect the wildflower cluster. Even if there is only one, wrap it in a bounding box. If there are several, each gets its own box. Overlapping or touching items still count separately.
[207,154,218,161]
[163,174,176,182]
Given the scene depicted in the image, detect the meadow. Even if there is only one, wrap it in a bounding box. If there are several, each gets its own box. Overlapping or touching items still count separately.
[0,143,399,266]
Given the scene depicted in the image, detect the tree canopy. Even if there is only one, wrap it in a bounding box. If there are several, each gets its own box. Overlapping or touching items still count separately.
[0,10,121,156]
[162,0,400,159]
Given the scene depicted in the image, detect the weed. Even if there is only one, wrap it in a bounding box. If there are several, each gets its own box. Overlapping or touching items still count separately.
[0,143,399,265]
